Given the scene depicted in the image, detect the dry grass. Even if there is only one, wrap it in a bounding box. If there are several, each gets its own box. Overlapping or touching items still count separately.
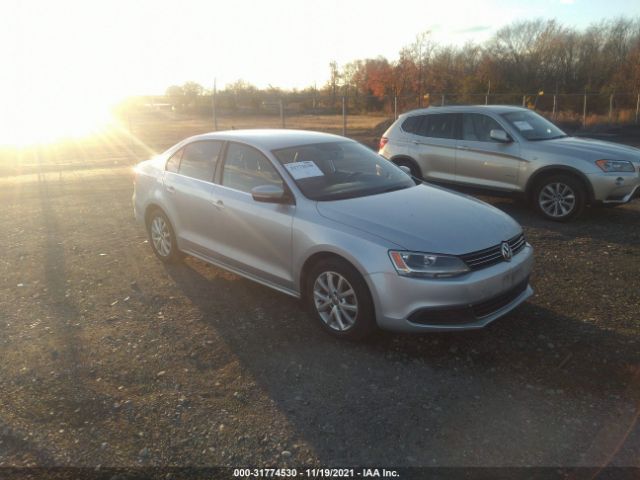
[0,113,390,177]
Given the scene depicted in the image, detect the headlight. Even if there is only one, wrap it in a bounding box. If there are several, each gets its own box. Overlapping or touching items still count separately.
[595,159,635,173]
[389,251,470,278]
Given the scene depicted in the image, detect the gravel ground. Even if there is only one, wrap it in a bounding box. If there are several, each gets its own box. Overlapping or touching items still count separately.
[1,144,639,469]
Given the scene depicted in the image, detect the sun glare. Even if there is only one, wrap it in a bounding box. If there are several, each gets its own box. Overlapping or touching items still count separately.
[0,95,116,147]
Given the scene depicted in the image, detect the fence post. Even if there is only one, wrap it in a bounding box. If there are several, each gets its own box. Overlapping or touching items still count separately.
[342,96,346,136]
[212,81,218,131]
[485,94,488,105]
[609,94,614,125]
[522,95,526,107]
[280,98,285,128]
[582,93,587,128]
[441,94,445,106]
[394,95,398,120]
[128,112,134,149]
[636,93,639,124]
[552,95,557,120]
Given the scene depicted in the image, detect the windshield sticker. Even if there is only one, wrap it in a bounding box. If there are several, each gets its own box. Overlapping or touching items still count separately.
[284,161,324,180]
[513,120,534,131]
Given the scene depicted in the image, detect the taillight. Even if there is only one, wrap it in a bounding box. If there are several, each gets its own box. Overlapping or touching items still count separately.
[379,137,389,150]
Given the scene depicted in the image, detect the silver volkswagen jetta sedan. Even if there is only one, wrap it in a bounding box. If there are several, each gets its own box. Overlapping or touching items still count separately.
[133,130,533,339]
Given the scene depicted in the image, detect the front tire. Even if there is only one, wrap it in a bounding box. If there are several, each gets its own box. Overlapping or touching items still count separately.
[533,174,586,222]
[147,209,181,263]
[306,258,376,340]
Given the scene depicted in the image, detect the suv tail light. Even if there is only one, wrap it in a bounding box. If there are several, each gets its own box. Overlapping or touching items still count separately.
[379,137,389,150]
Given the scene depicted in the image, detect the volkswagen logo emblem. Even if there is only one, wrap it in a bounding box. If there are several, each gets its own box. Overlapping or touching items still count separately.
[501,241,513,261]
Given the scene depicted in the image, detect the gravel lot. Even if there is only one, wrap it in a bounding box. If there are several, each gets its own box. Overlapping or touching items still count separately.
[1,120,639,469]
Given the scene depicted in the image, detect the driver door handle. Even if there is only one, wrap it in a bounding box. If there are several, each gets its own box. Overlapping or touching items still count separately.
[165,185,176,193]
[212,199,225,210]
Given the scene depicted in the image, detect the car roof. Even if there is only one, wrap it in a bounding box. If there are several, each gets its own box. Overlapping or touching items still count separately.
[399,105,529,117]
[182,129,349,151]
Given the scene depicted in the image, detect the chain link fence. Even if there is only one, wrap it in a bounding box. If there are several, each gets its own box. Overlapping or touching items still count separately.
[125,91,640,139]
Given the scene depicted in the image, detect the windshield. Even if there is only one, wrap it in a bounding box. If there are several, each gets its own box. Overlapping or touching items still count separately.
[272,141,415,201]
[500,110,567,141]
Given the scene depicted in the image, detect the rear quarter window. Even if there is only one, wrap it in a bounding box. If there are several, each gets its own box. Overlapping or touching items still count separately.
[401,115,424,134]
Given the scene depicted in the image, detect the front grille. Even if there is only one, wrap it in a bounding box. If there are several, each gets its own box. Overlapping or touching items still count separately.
[472,279,529,318]
[407,278,530,326]
[460,233,526,270]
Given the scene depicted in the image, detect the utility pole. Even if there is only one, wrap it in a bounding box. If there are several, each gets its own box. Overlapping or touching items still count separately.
[418,42,423,108]
[280,98,285,128]
[394,94,398,120]
[342,96,346,136]
[608,93,614,125]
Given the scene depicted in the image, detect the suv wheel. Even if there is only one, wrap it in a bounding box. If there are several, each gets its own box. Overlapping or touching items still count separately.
[306,258,376,340]
[533,174,586,222]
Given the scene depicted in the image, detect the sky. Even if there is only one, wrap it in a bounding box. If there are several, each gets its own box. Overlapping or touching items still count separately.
[1,0,639,102]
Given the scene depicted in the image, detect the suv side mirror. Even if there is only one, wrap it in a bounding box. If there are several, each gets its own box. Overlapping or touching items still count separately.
[489,129,512,143]
[251,184,290,204]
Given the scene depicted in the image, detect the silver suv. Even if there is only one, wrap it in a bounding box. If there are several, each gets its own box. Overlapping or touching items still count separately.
[380,106,640,221]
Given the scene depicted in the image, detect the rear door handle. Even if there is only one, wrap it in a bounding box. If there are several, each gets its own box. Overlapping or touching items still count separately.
[212,199,225,210]
[457,145,469,150]
[166,185,176,193]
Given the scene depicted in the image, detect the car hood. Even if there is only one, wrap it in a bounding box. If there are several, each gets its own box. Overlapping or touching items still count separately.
[316,184,522,254]
[535,136,640,162]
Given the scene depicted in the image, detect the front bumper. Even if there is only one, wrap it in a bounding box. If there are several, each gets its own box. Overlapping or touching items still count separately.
[588,170,640,204]
[367,244,534,332]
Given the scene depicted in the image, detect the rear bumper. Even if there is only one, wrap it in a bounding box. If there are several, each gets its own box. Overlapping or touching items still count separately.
[367,244,534,332]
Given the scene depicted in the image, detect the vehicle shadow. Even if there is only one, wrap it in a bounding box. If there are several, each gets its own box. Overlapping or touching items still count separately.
[164,260,640,466]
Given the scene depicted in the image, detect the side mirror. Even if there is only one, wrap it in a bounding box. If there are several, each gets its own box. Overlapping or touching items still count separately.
[489,129,512,143]
[398,165,412,176]
[251,184,289,203]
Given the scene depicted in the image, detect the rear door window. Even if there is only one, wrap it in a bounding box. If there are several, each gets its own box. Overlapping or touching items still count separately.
[165,148,183,173]
[417,114,458,139]
[178,140,222,182]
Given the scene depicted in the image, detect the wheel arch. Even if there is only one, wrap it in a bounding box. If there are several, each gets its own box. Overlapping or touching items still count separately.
[389,155,422,177]
[299,251,369,301]
[144,203,166,227]
[526,166,595,204]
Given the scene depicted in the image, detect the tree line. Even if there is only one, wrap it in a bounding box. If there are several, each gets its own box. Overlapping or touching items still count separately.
[164,18,640,114]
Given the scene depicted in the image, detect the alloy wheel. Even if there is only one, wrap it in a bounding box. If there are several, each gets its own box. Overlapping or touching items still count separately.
[150,215,172,257]
[313,271,358,331]
[538,182,576,218]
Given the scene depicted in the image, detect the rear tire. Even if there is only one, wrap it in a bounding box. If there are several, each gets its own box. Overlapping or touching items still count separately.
[393,158,422,179]
[533,174,586,222]
[306,258,377,340]
[146,209,182,263]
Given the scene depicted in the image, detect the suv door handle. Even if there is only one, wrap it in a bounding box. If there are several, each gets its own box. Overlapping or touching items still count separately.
[457,145,470,150]
[166,185,176,193]
[212,199,225,210]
